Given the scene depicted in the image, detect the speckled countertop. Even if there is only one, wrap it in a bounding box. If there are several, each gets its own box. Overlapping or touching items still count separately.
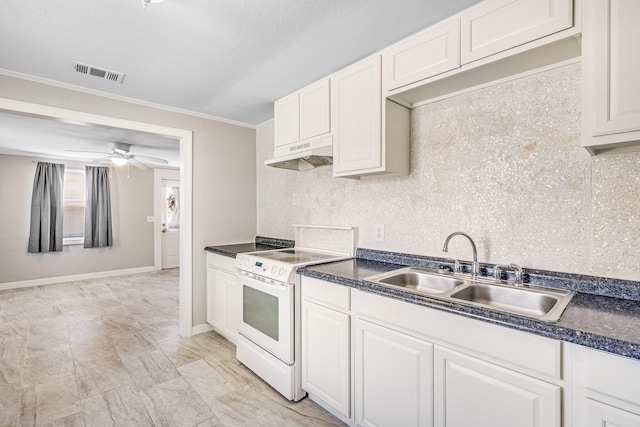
[204,236,294,258]
[299,256,640,361]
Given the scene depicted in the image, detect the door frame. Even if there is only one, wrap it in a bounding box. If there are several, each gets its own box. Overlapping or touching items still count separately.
[0,97,194,338]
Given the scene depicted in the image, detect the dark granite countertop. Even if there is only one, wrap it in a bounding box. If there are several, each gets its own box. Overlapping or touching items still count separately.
[204,236,294,258]
[299,257,640,361]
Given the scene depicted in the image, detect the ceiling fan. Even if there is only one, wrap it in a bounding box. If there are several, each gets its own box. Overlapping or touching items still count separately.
[66,142,169,169]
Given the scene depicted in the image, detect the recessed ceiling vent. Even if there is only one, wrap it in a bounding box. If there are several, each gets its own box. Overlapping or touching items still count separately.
[70,61,125,83]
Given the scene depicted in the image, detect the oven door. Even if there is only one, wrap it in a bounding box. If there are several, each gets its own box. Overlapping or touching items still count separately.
[236,270,294,365]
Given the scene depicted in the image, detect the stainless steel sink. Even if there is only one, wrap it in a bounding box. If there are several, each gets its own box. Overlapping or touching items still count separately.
[375,268,463,294]
[449,283,574,321]
[364,267,574,322]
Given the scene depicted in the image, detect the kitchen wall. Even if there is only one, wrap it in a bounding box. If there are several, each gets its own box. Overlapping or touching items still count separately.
[0,154,154,283]
[0,73,257,326]
[257,63,640,281]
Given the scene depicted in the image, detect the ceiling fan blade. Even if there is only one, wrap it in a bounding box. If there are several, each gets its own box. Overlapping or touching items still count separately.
[129,158,149,170]
[65,149,112,155]
[130,154,169,164]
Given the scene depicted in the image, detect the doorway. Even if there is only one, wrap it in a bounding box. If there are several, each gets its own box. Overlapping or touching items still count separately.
[0,97,194,337]
[161,178,180,269]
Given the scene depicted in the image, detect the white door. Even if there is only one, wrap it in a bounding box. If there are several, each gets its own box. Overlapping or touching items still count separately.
[434,346,560,427]
[161,179,180,269]
[301,299,351,418]
[355,318,433,427]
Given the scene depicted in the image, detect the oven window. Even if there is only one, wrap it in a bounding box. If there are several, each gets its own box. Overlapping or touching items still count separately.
[243,286,279,341]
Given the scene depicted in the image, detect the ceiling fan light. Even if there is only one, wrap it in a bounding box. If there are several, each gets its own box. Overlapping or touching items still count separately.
[111,157,128,166]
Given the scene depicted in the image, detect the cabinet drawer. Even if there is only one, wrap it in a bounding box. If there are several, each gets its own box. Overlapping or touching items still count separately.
[384,19,460,91]
[354,290,561,379]
[301,276,350,311]
[460,0,573,64]
[206,252,236,273]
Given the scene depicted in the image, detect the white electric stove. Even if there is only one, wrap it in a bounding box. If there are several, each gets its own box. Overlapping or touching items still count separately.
[234,225,356,401]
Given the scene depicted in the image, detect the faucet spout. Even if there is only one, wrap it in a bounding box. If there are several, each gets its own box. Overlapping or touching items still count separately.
[442,231,479,279]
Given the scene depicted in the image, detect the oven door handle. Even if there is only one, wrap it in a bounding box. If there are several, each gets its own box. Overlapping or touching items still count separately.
[237,271,290,291]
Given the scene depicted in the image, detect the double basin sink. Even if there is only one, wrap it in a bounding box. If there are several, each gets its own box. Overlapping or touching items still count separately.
[364,267,574,322]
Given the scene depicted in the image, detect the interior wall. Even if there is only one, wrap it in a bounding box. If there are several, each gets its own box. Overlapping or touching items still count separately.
[257,63,640,281]
[0,154,153,282]
[0,74,257,326]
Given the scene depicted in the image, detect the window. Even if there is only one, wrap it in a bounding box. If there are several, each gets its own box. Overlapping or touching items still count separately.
[63,168,85,245]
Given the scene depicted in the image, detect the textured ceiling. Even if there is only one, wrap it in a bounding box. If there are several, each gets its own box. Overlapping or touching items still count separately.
[0,0,483,125]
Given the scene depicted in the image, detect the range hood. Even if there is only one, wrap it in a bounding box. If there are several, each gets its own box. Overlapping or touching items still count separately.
[264,135,333,171]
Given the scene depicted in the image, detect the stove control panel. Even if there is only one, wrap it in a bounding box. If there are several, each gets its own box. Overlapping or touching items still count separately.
[235,254,294,283]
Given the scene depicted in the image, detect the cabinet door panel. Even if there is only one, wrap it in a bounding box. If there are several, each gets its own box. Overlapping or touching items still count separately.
[461,0,573,64]
[206,267,219,327]
[385,19,460,91]
[586,399,640,427]
[591,0,640,135]
[355,319,433,427]
[299,79,331,140]
[301,300,350,417]
[274,92,299,147]
[434,346,560,427]
[221,271,237,342]
[333,56,382,174]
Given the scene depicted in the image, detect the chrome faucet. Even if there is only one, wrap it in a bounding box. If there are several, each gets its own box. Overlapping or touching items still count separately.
[442,231,479,279]
[494,263,524,287]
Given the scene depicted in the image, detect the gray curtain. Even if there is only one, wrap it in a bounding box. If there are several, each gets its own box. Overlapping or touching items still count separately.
[28,162,65,253]
[84,166,113,248]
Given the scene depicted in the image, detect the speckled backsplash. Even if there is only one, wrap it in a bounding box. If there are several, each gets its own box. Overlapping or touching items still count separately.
[257,63,640,282]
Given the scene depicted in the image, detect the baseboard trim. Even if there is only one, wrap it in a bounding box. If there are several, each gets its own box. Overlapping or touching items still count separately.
[0,266,159,291]
[191,323,214,335]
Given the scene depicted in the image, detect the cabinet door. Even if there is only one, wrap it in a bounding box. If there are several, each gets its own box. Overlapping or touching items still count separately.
[206,267,223,328]
[301,300,350,418]
[221,271,237,343]
[299,78,331,140]
[460,0,573,64]
[206,266,218,327]
[434,346,560,427]
[332,55,383,175]
[583,0,640,147]
[586,399,640,427]
[355,319,433,427]
[385,19,460,91]
[274,92,299,147]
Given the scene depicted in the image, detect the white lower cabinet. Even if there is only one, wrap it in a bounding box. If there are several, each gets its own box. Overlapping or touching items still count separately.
[300,277,572,427]
[301,299,351,418]
[355,319,433,427]
[206,252,237,343]
[572,344,640,427]
[434,346,560,427]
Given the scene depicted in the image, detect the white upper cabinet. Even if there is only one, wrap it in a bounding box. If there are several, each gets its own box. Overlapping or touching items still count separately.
[460,0,574,64]
[332,55,410,178]
[582,0,640,154]
[384,19,461,92]
[274,92,299,148]
[299,79,331,140]
[273,78,330,149]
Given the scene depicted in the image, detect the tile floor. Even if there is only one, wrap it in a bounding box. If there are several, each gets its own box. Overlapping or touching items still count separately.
[0,269,345,426]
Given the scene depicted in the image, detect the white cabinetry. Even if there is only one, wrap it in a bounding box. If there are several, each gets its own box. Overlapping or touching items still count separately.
[355,319,433,427]
[384,19,461,92]
[300,277,352,422]
[332,55,410,178]
[582,0,640,154]
[274,78,331,150]
[572,344,640,427]
[206,252,238,343]
[434,346,560,427]
[460,0,573,64]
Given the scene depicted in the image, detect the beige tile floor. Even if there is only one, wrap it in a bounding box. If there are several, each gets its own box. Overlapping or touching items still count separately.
[0,269,345,426]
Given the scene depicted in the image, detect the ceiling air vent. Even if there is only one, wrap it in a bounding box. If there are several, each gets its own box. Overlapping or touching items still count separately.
[70,61,125,83]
